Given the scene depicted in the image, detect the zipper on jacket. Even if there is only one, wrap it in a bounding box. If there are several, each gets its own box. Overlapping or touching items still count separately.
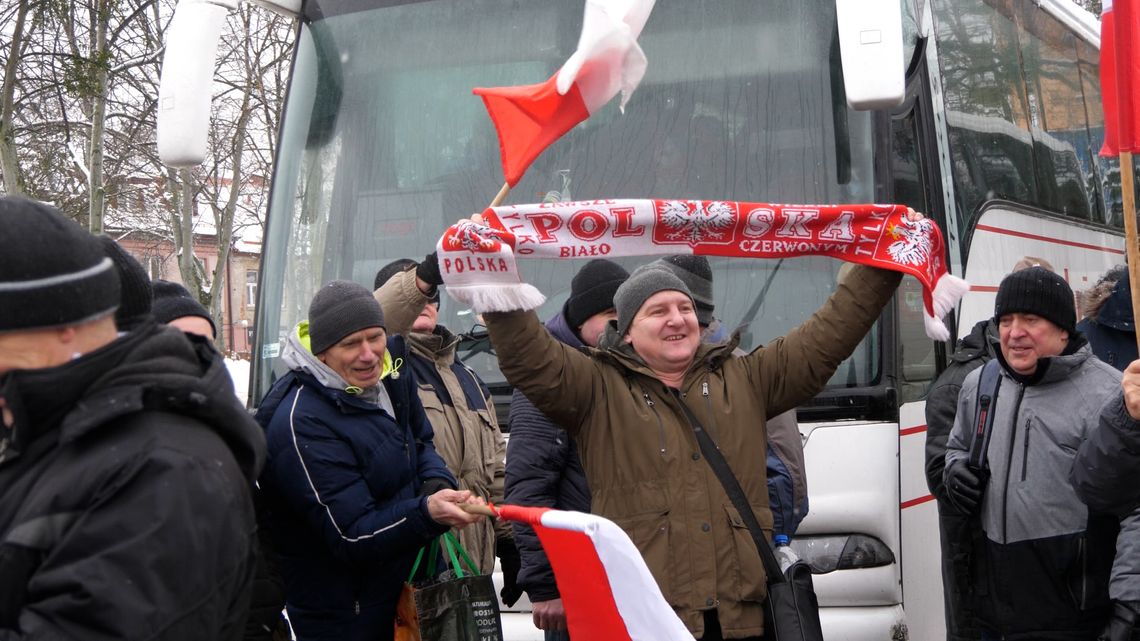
[701,380,719,441]
[1020,419,1031,482]
[354,600,360,615]
[1002,385,1027,542]
[642,390,667,455]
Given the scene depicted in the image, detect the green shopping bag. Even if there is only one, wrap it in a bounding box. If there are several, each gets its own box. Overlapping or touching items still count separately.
[407,532,504,641]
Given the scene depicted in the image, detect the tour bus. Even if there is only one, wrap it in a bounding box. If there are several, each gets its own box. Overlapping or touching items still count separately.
[160,0,1125,638]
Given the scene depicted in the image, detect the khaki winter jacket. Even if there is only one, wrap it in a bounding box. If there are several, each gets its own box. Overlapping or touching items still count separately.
[484,264,901,639]
[375,269,509,574]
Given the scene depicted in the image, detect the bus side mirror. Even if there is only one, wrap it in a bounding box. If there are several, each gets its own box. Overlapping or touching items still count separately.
[157,0,238,167]
[835,0,905,111]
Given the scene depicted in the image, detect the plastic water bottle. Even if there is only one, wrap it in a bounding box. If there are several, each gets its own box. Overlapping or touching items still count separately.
[773,534,799,574]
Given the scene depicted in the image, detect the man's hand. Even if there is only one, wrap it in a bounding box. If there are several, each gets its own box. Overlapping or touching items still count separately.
[1099,600,1140,641]
[414,251,443,296]
[1122,360,1140,421]
[945,459,984,514]
[497,537,523,607]
[426,489,484,528]
[532,598,567,631]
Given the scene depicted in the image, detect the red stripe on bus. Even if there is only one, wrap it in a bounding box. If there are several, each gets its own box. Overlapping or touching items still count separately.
[900,425,927,436]
[971,285,999,292]
[975,224,1125,255]
[901,495,935,509]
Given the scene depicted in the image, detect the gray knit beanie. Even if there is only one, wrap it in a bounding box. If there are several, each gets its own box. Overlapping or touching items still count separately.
[614,264,694,336]
[650,255,714,327]
[309,280,386,354]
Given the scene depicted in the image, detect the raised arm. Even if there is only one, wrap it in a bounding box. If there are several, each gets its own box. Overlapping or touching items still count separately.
[753,264,902,417]
[483,309,602,439]
[373,267,433,336]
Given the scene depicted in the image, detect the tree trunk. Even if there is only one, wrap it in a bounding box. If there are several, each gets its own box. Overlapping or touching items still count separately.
[176,167,203,299]
[210,88,254,352]
[88,0,110,233]
[0,0,31,195]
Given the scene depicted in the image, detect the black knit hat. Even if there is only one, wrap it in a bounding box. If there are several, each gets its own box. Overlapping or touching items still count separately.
[308,280,386,354]
[614,264,694,336]
[99,236,153,331]
[375,257,438,303]
[0,196,120,332]
[565,259,630,330]
[993,266,1076,334]
[152,280,216,338]
[651,255,715,326]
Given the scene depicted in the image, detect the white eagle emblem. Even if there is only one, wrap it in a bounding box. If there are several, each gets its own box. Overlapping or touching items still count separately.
[886,217,934,266]
[658,200,735,244]
[448,221,502,252]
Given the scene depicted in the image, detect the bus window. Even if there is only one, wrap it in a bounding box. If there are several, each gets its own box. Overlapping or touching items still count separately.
[897,276,936,402]
[1017,4,1096,221]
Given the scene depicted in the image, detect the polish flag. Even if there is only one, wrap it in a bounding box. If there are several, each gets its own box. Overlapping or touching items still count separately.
[495,504,695,641]
[1101,0,1140,155]
[473,0,657,186]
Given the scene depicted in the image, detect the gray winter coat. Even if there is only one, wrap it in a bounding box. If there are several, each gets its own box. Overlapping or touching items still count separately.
[945,343,1122,639]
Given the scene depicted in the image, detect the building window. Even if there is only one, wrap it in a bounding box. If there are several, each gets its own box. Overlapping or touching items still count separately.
[246,270,258,308]
[145,256,163,280]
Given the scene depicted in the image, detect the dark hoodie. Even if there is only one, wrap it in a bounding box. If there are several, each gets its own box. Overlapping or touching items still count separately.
[0,323,265,641]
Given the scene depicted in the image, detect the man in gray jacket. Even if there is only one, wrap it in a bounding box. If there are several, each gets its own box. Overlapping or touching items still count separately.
[945,267,1122,641]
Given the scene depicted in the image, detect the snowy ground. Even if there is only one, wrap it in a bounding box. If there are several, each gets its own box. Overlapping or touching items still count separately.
[224,358,251,406]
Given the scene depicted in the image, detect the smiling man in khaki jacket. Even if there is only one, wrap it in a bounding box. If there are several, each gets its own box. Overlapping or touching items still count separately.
[406,238,906,640]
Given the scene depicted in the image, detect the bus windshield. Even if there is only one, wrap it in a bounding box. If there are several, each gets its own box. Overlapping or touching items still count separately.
[254,0,881,405]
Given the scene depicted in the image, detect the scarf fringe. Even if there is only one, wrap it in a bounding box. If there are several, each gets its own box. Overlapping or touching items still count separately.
[932,274,970,319]
[923,274,972,342]
[444,283,547,314]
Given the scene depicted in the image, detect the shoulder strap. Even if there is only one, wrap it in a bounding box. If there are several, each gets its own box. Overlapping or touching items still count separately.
[967,359,1002,470]
[672,391,785,582]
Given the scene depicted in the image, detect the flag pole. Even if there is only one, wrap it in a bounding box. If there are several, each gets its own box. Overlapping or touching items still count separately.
[459,503,498,518]
[489,181,511,208]
[1122,152,1140,353]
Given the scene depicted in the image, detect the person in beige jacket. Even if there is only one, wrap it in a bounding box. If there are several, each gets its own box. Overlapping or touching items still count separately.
[374,259,516,584]
[406,214,914,639]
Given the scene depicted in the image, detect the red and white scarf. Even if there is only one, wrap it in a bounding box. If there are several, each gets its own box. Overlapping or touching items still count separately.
[436,199,969,341]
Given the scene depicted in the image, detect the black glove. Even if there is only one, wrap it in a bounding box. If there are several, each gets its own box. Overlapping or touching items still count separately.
[497,537,523,608]
[945,458,984,514]
[1100,601,1140,641]
[416,251,444,288]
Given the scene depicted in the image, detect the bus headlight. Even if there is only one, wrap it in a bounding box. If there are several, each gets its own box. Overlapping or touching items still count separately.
[788,534,895,574]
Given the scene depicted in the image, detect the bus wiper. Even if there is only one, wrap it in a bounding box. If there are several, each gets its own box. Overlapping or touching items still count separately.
[457,324,495,359]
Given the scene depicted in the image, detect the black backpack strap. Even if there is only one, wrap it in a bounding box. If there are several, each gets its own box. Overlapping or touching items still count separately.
[967,359,1002,471]
[671,390,785,582]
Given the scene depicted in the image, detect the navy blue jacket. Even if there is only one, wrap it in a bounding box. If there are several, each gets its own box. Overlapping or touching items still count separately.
[256,333,454,641]
[504,308,592,603]
[1077,272,1137,371]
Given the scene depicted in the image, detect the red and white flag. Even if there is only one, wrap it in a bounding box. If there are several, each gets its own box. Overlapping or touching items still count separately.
[472,0,657,186]
[436,199,969,341]
[1101,0,1140,155]
[495,505,695,641]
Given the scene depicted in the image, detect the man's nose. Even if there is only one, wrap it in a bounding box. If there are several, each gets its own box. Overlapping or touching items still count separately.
[358,344,378,362]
